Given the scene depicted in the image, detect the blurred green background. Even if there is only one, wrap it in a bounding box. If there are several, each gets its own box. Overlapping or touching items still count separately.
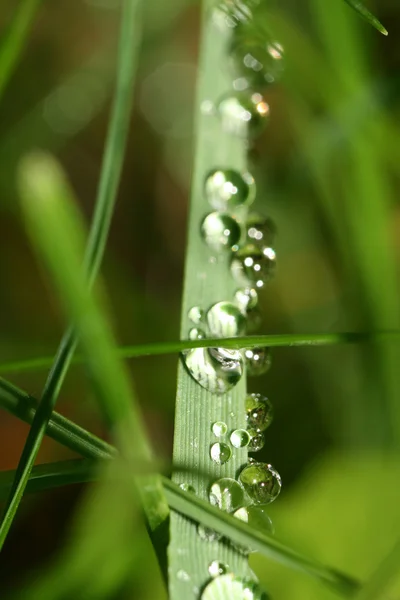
[0,0,400,598]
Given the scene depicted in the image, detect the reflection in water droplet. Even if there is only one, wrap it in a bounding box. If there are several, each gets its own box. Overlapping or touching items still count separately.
[183,347,243,394]
[179,483,196,494]
[189,327,206,340]
[217,92,270,138]
[230,428,251,448]
[210,442,232,465]
[198,524,222,542]
[177,569,191,582]
[234,287,258,313]
[201,212,242,252]
[207,301,247,338]
[231,244,276,288]
[208,560,229,578]
[204,168,255,211]
[244,347,272,376]
[212,421,228,437]
[246,213,276,247]
[201,573,270,600]
[231,34,285,87]
[248,433,265,452]
[209,477,246,512]
[239,462,281,505]
[245,393,273,434]
[188,306,205,325]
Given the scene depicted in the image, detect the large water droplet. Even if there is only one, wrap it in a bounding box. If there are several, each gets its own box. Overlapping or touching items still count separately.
[245,393,273,434]
[198,524,222,542]
[210,442,232,465]
[248,433,265,452]
[231,35,285,87]
[246,213,276,247]
[244,347,272,376]
[201,212,242,252]
[212,421,228,437]
[230,428,251,448]
[217,92,270,138]
[234,287,258,312]
[207,301,247,338]
[209,477,246,512]
[179,483,196,494]
[204,168,255,211]
[189,327,206,340]
[208,560,229,578]
[231,243,276,288]
[183,347,243,394]
[188,306,205,325]
[239,462,281,505]
[201,573,270,600]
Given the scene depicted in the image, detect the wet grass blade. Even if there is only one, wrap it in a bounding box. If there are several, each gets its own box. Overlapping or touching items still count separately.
[0,0,143,549]
[342,0,388,35]
[0,0,42,101]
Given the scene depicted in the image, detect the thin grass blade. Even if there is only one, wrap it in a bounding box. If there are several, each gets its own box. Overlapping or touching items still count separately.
[342,0,388,35]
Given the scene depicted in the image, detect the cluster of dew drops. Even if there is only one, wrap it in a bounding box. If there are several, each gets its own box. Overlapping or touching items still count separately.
[179,1,285,598]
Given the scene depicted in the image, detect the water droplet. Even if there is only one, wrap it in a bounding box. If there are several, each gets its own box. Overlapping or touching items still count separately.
[244,347,272,376]
[245,393,273,434]
[209,477,246,512]
[198,524,222,542]
[212,421,228,437]
[231,35,285,87]
[188,306,205,325]
[248,433,265,452]
[201,212,242,252]
[210,442,232,465]
[246,307,263,333]
[189,327,206,340]
[201,99,215,115]
[207,301,247,338]
[246,214,276,247]
[217,92,270,138]
[234,505,274,533]
[183,347,243,394]
[204,169,255,211]
[177,569,191,582]
[208,560,229,578]
[234,287,258,312]
[231,244,276,288]
[179,483,196,494]
[212,0,256,30]
[230,428,251,448]
[239,462,281,505]
[202,574,270,600]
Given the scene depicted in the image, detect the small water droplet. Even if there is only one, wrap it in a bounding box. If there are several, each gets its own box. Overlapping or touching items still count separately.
[189,327,206,340]
[209,477,246,512]
[244,347,272,376]
[212,0,255,30]
[179,483,196,494]
[188,306,205,325]
[234,287,258,313]
[210,442,232,465]
[201,212,242,252]
[245,393,273,434]
[208,560,229,578]
[230,428,251,448]
[248,433,265,452]
[231,244,276,288]
[201,573,270,600]
[231,34,285,87]
[246,213,276,247]
[177,569,191,582]
[204,168,255,211]
[239,462,281,505]
[207,301,247,338]
[183,347,243,394]
[233,505,274,552]
[198,524,222,542]
[212,421,228,437]
[201,99,215,115]
[217,91,270,138]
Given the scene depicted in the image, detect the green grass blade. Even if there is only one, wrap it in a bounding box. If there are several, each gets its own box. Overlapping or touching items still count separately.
[342,0,388,35]
[0,0,42,102]
[0,0,144,549]
[354,538,400,600]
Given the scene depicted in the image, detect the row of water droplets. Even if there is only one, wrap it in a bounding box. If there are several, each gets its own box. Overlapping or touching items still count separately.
[180,1,284,597]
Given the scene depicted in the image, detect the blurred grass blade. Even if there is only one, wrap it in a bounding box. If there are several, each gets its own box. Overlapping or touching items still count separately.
[0,0,42,101]
[343,0,388,35]
[0,152,168,552]
[0,0,145,549]
[355,538,400,600]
